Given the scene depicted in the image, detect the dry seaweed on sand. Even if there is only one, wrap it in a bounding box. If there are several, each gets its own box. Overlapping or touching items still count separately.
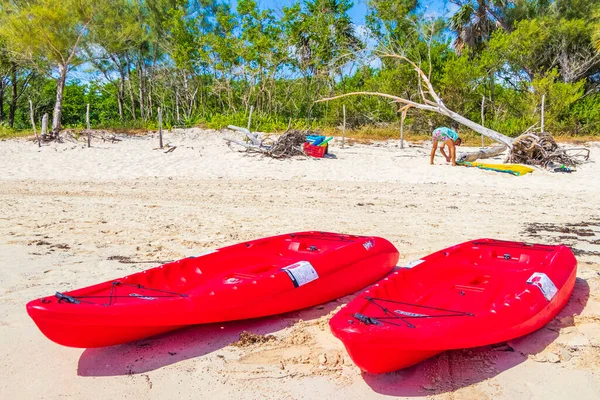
[232,331,278,347]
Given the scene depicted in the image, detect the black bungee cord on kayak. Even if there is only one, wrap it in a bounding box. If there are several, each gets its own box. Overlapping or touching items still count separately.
[54,281,188,306]
[354,297,475,328]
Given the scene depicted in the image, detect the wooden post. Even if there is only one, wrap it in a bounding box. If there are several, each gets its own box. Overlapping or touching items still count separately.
[29,99,41,147]
[541,94,545,132]
[175,90,180,122]
[400,110,407,149]
[86,103,91,148]
[158,106,163,149]
[247,105,254,131]
[342,105,346,149]
[481,95,485,148]
[41,113,48,139]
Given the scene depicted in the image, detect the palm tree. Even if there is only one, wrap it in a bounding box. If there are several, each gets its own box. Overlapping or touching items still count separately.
[449,1,512,115]
[449,0,511,54]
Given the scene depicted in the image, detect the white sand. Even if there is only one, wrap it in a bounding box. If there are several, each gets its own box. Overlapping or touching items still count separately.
[0,129,599,399]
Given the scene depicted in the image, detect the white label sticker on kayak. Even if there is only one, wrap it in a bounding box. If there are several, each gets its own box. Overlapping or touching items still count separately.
[193,249,218,258]
[402,259,425,269]
[363,240,374,250]
[526,272,558,301]
[282,261,319,288]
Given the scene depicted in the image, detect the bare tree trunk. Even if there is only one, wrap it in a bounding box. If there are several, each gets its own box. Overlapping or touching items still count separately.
[148,82,153,118]
[9,63,17,127]
[0,78,5,123]
[117,94,123,120]
[86,104,91,148]
[158,106,163,149]
[126,56,137,120]
[127,76,136,119]
[114,56,126,120]
[117,68,124,120]
[104,54,125,120]
[29,99,41,147]
[490,72,495,109]
[183,72,194,119]
[52,63,68,133]
[175,89,180,122]
[319,92,513,149]
[459,145,507,162]
[41,113,48,138]
[138,64,145,121]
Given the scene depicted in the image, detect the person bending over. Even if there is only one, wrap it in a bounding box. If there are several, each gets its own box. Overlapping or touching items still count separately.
[430,127,462,166]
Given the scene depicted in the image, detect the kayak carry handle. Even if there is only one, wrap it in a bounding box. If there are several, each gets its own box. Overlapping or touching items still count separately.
[55,292,81,304]
[354,312,383,326]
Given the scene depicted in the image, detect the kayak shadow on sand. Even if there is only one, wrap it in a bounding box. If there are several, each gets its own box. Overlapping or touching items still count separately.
[77,300,340,377]
[362,277,590,397]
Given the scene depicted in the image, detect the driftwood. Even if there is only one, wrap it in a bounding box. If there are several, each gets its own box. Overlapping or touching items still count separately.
[41,113,48,140]
[29,99,41,147]
[224,128,313,159]
[228,125,260,145]
[223,137,268,153]
[86,104,91,148]
[317,53,585,168]
[508,132,583,167]
[459,145,507,163]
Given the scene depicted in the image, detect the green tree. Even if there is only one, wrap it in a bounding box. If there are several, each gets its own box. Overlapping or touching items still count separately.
[0,39,9,124]
[237,0,284,114]
[365,0,419,46]
[87,0,146,120]
[0,0,100,132]
[449,0,511,54]
[282,0,362,117]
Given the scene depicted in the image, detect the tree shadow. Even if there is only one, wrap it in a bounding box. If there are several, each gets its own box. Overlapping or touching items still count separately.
[363,277,590,397]
[77,300,341,377]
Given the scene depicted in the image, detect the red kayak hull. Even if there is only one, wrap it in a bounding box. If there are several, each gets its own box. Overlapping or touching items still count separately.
[329,239,577,374]
[27,231,399,348]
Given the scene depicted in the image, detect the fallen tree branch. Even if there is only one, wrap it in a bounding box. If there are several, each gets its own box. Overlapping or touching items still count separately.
[228,125,260,146]
[316,92,513,149]
[223,137,269,153]
[316,53,585,167]
[459,145,507,162]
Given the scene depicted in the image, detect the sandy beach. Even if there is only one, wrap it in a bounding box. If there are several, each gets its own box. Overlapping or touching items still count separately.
[0,129,599,399]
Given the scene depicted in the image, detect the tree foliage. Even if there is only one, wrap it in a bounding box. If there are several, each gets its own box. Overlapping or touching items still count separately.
[0,0,598,137]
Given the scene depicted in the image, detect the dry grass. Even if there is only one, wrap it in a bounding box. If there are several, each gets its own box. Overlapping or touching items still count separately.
[0,128,34,140]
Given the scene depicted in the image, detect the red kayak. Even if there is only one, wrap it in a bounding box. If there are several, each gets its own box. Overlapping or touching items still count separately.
[329,239,577,374]
[27,231,399,348]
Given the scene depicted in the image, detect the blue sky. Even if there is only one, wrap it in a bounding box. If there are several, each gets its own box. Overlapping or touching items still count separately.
[233,0,457,24]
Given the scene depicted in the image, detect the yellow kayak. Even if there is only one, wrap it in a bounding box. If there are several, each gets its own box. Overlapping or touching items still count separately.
[459,162,534,176]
